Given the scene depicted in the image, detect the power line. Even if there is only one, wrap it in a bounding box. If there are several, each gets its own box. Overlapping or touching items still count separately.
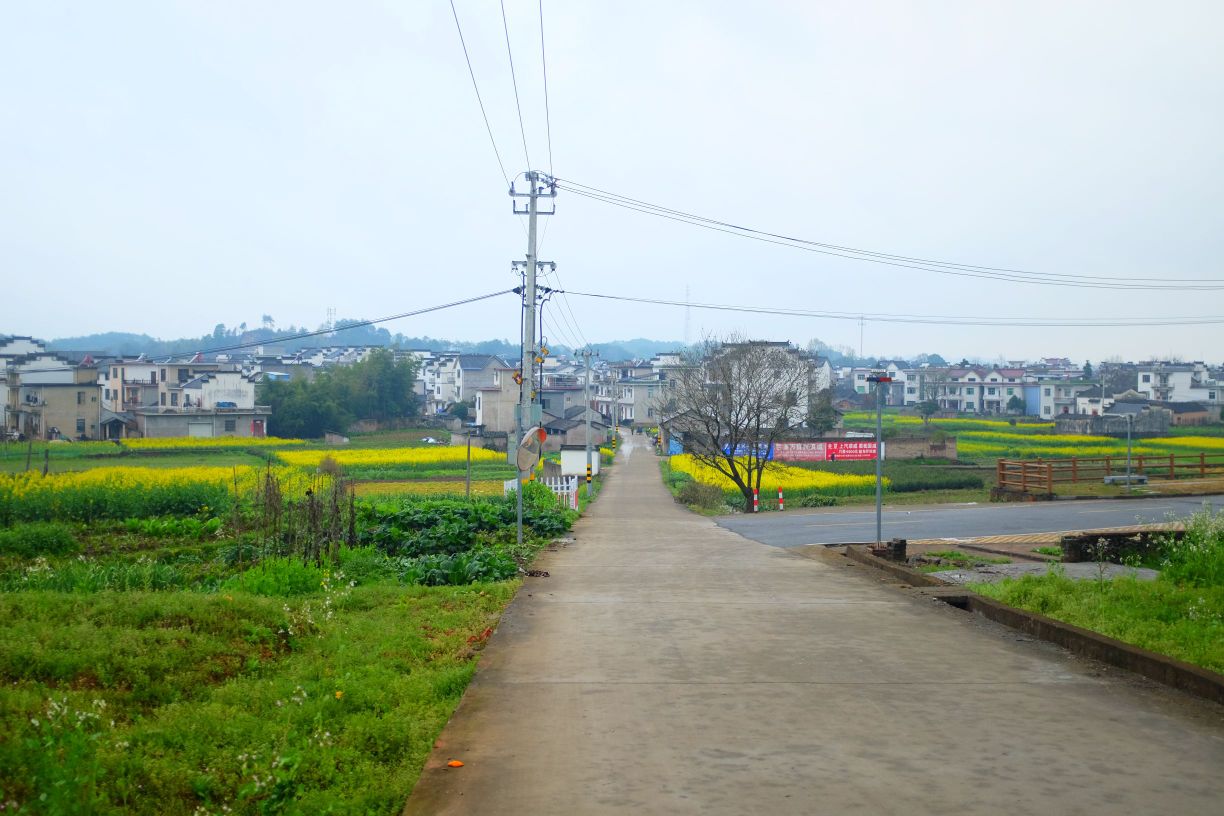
[555,179,1224,291]
[538,0,555,176]
[541,310,578,351]
[500,0,532,169]
[550,268,590,349]
[448,0,510,187]
[563,289,1224,328]
[9,290,516,373]
[557,177,1224,286]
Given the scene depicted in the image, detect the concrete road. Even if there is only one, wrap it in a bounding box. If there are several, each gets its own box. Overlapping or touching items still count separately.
[717,495,1224,548]
[404,436,1224,815]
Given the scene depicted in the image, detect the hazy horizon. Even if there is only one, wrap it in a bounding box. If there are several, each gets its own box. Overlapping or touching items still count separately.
[3,2,1222,361]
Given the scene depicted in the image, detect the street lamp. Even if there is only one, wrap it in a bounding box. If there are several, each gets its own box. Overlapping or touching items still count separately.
[1102,411,1134,492]
[866,372,893,546]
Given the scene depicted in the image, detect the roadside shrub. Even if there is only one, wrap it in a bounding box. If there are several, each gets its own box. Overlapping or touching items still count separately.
[891,474,984,493]
[0,522,78,558]
[398,548,517,586]
[795,494,839,508]
[677,480,725,510]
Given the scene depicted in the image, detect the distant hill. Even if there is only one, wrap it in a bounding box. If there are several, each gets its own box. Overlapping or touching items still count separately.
[47,326,685,361]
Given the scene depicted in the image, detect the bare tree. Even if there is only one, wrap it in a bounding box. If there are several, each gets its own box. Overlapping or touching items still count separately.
[658,338,813,512]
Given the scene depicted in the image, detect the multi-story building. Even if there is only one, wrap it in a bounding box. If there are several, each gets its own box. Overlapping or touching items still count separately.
[98,356,268,439]
[1136,362,1222,409]
[5,357,101,440]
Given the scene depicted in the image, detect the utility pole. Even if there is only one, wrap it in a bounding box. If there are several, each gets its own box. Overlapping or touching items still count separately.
[583,347,598,495]
[510,172,557,545]
[867,371,893,547]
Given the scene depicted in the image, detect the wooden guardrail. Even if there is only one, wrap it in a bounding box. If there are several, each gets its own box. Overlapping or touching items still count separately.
[997,451,1224,494]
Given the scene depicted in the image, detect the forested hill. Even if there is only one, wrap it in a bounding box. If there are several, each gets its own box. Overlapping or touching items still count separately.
[47,326,684,361]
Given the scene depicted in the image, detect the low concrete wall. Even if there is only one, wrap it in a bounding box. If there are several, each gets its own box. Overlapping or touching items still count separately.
[843,545,945,587]
[884,436,958,460]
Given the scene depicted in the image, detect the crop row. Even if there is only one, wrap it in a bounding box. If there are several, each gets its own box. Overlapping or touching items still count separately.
[276,447,505,469]
[0,466,321,524]
[668,454,881,496]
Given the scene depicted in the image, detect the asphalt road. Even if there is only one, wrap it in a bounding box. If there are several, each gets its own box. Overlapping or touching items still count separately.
[715,494,1224,547]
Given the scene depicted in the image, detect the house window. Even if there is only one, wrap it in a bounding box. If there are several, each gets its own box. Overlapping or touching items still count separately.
[76,418,85,433]
[178,368,189,382]
[1142,374,1151,383]
[1006,388,1014,396]
[987,388,996,396]
[223,419,236,432]
[160,393,166,406]
[966,387,974,394]
[171,393,179,406]
[1044,388,1052,397]
[1210,391,1217,400]
[1043,406,1052,415]
[161,369,167,382]
[77,391,84,404]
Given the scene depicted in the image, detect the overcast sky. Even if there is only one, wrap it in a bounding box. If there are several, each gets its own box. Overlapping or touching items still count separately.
[3,1,1222,363]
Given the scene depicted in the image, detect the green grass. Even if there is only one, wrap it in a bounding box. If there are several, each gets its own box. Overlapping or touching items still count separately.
[970,510,1224,674]
[0,580,517,814]
[1032,546,1063,557]
[971,571,1224,672]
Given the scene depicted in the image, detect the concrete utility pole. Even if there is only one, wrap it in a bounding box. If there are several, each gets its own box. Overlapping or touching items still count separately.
[582,347,598,495]
[510,172,556,545]
[867,372,893,547]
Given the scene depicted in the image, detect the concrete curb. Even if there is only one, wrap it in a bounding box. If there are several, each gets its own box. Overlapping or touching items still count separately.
[843,545,1224,706]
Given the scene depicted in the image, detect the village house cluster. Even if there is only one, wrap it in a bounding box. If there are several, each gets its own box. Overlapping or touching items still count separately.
[841,357,1222,425]
[3,332,1220,442]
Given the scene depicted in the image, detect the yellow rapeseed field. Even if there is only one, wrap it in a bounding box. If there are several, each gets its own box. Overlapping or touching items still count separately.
[277,447,504,468]
[122,436,305,450]
[1151,436,1224,451]
[669,454,880,496]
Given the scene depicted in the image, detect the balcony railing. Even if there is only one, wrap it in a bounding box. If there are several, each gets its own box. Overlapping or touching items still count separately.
[138,404,270,415]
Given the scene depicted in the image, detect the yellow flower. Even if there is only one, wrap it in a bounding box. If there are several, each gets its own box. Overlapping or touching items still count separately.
[276,447,504,468]
[334,690,344,700]
[669,454,880,495]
